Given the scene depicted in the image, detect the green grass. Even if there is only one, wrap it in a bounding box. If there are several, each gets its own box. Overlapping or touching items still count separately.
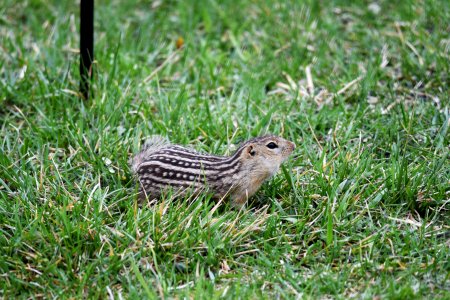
[1,0,449,298]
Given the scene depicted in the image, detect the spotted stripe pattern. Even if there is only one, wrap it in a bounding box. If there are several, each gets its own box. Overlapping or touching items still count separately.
[133,135,296,206]
[136,145,242,200]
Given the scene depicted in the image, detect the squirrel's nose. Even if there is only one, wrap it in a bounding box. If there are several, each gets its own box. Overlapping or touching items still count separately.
[288,141,296,150]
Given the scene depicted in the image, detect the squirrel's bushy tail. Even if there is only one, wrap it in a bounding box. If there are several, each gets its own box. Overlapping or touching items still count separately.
[131,135,171,173]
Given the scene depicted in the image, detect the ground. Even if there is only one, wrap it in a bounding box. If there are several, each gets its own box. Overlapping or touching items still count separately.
[0,0,449,298]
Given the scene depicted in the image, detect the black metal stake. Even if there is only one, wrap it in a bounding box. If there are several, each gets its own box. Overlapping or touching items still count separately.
[80,0,94,99]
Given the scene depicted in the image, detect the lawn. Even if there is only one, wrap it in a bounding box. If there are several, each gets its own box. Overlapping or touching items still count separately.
[1,0,449,298]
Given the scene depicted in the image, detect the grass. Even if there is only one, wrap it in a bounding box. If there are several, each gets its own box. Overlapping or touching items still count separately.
[1,0,449,298]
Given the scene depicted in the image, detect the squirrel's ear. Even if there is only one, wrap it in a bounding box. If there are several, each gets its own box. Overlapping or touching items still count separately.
[247,145,256,157]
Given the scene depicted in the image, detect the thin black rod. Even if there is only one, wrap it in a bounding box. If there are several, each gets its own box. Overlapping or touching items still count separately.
[80,0,94,99]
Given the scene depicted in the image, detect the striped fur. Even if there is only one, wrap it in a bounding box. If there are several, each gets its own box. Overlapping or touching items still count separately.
[135,144,240,199]
[132,135,295,206]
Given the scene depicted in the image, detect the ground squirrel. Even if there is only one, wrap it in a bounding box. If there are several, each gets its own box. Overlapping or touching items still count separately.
[131,135,295,207]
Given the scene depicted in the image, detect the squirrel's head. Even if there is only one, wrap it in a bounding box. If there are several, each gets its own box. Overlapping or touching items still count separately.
[237,135,295,177]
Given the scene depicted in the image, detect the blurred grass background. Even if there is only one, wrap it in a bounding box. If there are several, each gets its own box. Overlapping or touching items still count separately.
[0,0,449,298]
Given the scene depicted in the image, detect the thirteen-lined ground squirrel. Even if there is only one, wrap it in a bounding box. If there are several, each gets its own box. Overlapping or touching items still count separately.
[131,135,295,207]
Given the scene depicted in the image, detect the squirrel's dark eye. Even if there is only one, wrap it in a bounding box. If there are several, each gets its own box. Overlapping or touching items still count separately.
[266,142,278,149]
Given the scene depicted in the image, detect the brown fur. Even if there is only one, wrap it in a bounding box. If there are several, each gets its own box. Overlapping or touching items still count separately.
[132,135,295,207]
